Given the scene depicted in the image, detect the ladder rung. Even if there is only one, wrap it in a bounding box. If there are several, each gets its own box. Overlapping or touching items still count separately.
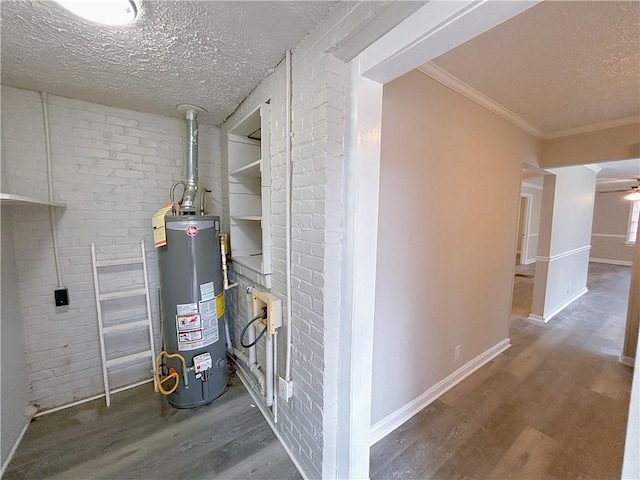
[106,349,153,368]
[96,258,143,267]
[99,289,146,301]
[103,319,150,335]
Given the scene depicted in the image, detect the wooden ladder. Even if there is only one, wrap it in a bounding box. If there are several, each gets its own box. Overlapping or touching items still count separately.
[91,241,157,406]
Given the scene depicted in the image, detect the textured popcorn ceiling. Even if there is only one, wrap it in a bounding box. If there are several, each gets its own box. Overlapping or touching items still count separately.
[431,1,640,135]
[0,1,336,125]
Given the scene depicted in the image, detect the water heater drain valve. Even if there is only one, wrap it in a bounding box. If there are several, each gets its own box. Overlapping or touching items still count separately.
[193,352,212,381]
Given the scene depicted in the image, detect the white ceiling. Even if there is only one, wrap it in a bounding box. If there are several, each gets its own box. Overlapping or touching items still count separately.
[430,1,640,136]
[0,0,337,125]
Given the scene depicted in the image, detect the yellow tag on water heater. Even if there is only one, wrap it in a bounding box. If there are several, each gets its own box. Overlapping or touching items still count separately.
[152,202,175,248]
[216,293,225,318]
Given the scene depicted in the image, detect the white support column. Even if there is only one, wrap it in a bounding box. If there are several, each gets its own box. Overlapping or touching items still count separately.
[337,58,383,480]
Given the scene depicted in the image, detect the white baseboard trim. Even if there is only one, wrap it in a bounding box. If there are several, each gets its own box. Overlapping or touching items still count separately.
[590,258,633,267]
[620,356,636,367]
[34,378,154,418]
[527,287,589,323]
[369,338,511,446]
[0,418,30,477]
[235,366,310,480]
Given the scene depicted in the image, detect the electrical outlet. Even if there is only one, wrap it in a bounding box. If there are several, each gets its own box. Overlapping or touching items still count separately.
[252,290,282,335]
[454,345,461,361]
[55,288,69,307]
[279,377,293,401]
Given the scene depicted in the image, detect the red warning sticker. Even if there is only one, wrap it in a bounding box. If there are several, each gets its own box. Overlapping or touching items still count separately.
[185,225,198,236]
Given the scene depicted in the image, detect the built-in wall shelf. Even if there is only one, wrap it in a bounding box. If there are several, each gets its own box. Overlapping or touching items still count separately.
[0,193,66,208]
[233,254,263,272]
[230,159,262,178]
[231,215,262,222]
[227,103,271,280]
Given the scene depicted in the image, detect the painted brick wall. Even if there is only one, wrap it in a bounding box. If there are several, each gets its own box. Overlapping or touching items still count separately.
[1,86,222,410]
[221,3,390,477]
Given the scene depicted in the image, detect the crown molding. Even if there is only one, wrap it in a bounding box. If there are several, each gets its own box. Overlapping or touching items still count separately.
[417,62,543,138]
[584,164,602,174]
[542,115,640,140]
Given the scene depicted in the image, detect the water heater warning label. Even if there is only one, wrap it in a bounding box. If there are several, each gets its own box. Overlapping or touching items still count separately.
[175,301,218,351]
[177,313,201,331]
[200,282,215,301]
[199,299,219,345]
[176,303,198,315]
[176,313,204,351]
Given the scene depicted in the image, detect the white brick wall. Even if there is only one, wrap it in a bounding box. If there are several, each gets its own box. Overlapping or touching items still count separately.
[1,86,222,410]
[221,3,390,477]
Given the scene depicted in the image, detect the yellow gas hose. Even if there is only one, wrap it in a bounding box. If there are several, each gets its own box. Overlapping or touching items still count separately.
[155,351,186,395]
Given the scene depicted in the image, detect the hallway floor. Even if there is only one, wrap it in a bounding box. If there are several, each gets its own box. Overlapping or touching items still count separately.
[4,373,300,480]
[370,263,633,479]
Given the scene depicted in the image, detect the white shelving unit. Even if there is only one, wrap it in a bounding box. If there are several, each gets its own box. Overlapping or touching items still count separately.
[228,103,271,283]
[0,193,66,208]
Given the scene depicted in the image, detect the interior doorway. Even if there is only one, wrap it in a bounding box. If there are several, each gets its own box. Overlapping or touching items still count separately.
[516,194,532,266]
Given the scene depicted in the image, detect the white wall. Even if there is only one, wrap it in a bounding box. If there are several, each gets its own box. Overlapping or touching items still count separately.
[371,70,539,427]
[531,166,596,321]
[1,86,222,410]
[1,209,30,469]
[591,191,635,265]
[622,351,640,479]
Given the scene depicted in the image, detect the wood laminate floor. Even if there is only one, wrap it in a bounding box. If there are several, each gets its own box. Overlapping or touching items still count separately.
[514,256,536,278]
[4,373,301,480]
[371,263,633,480]
[5,264,634,480]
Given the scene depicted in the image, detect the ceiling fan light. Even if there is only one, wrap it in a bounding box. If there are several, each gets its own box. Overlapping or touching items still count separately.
[625,191,640,201]
[53,0,137,26]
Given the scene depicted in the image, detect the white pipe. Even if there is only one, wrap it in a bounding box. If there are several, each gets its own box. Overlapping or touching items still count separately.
[246,289,257,366]
[233,348,266,394]
[285,49,293,381]
[41,91,64,289]
[248,323,257,366]
[266,333,274,407]
[219,234,238,290]
[273,330,279,423]
[224,318,232,353]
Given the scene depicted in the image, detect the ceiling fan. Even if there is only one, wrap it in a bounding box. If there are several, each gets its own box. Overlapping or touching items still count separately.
[599,178,640,200]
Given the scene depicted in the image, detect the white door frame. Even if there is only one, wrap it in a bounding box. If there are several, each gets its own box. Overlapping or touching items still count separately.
[336,1,541,478]
[519,193,533,264]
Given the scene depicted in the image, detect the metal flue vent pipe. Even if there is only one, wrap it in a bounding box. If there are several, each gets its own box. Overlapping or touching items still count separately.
[177,104,207,214]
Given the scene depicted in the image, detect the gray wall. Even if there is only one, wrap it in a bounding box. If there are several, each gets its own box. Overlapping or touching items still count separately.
[1,208,30,467]
[591,191,635,265]
[371,70,539,426]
